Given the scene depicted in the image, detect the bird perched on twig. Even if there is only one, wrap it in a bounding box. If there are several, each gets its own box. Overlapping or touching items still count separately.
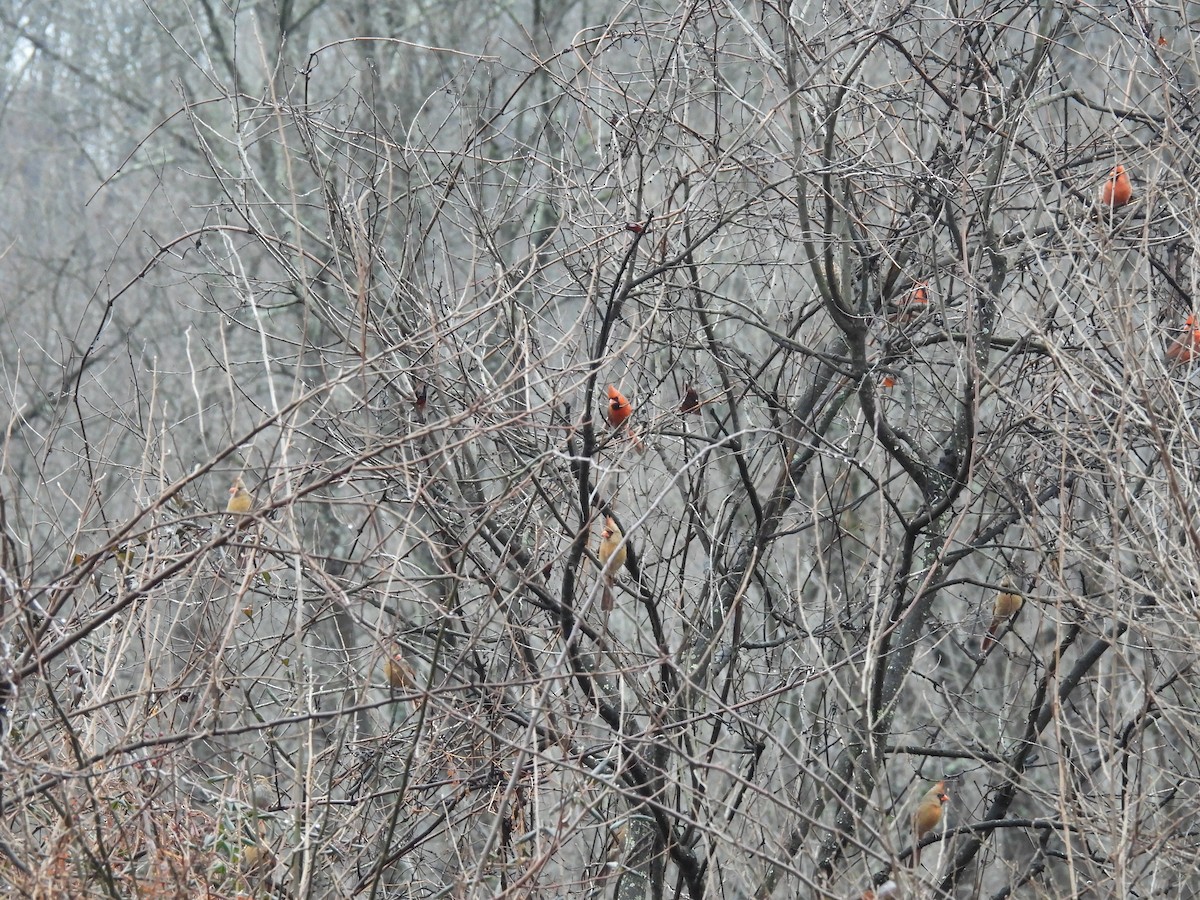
[1167,313,1200,364]
[383,648,415,691]
[1099,164,1133,208]
[679,384,701,415]
[982,576,1024,654]
[224,477,257,572]
[606,385,632,427]
[911,781,948,868]
[890,281,930,325]
[598,516,627,612]
[240,842,275,874]
[226,477,253,515]
[606,385,645,452]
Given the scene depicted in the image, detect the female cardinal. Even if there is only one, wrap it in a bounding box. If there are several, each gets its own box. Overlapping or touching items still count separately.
[598,516,627,611]
[606,385,645,452]
[383,649,415,690]
[226,477,253,515]
[1099,164,1133,207]
[382,645,423,715]
[1167,313,1200,363]
[981,577,1023,653]
[911,781,948,868]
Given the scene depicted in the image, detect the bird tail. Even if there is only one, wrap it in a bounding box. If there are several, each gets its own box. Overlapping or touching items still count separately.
[981,618,1001,654]
[602,582,615,612]
[979,614,1008,657]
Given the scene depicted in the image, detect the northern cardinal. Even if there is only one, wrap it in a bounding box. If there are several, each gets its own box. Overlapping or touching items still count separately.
[384,649,415,690]
[606,385,645,452]
[1099,164,1133,208]
[680,384,701,415]
[226,477,253,515]
[981,577,1024,653]
[598,516,628,611]
[1167,313,1200,363]
[911,781,948,868]
[890,281,929,324]
[861,880,900,900]
[607,385,633,426]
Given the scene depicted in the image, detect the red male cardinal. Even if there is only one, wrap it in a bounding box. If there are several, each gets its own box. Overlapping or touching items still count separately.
[606,385,645,452]
[607,385,633,426]
[890,281,929,325]
[598,516,627,611]
[981,577,1024,654]
[1167,313,1200,363]
[1099,164,1133,208]
[911,781,948,868]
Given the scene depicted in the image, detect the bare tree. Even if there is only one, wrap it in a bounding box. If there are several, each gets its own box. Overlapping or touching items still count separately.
[3,0,1200,898]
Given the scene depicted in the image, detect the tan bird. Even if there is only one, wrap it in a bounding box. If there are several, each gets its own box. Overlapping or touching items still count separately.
[383,649,415,690]
[226,477,253,515]
[911,780,948,868]
[598,516,627,611]
[239,842,275,875]
[981,577,1023,654]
